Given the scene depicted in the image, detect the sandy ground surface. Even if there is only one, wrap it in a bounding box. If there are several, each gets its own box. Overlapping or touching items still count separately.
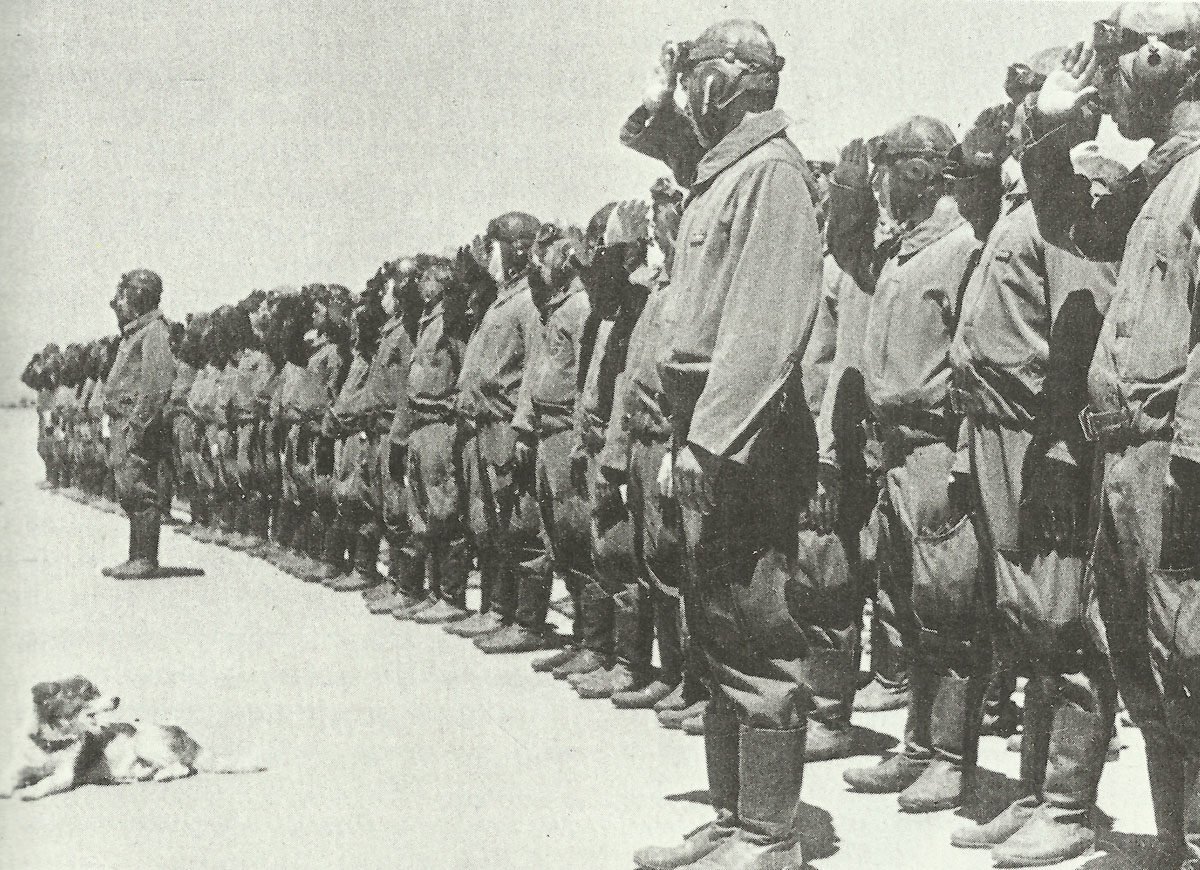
[0,410,1165,869]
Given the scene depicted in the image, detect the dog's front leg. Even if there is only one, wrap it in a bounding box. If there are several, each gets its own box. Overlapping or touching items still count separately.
[16,768,76,801]
[151,762,192,783]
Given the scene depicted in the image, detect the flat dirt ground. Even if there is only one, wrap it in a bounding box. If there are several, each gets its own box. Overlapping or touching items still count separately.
[0,410,1165,869]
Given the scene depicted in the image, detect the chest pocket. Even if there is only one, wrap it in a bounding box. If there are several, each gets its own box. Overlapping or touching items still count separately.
[922,288,956,332]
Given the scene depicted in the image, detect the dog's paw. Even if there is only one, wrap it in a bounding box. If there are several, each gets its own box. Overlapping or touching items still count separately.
[17,789,43,801]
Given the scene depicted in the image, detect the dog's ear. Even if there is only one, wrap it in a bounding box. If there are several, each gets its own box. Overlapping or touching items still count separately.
[31,682,59,721]
[66,676,100,702]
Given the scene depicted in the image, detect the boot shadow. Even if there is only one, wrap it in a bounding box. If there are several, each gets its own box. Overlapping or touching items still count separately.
[1078,831,1175,870]
[952,766,1024,824]
[847,724,898,756]
[661,792,838,862]
[135,566,206,579]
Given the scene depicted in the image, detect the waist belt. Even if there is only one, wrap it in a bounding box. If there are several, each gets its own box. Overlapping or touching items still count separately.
[580,428,606,454]
[625,412,670,443]
[371,411,395,435]
[1079,406,1171,447]
[948,387,984,417]
[868,406,958,446]
[1078,407,1130,442]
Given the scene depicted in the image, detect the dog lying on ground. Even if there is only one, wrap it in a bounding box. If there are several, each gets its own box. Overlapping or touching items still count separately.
[1,676,265,801]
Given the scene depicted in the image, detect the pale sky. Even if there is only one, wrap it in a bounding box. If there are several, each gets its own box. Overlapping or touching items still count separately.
[1,0,1128,399]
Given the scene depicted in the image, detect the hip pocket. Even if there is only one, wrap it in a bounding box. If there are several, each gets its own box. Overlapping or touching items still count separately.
[787,529,857,629]
[1149,567,1200,698]
[731,548,808,661]
[912,514,980,640]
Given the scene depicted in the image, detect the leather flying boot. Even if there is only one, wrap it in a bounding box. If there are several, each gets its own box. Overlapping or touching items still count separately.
[227,497,255,551]
[992,698,1111,867]
[804,718,856,763]
[102,510,143,577]
[209,495,235,546]
[854,675,911,712]
[898,674,972,813]
[952,795,1040,849]
[845,664,934,792]
[242,493,271,557]
[368,545,422,612]
[687,723,807,869]
[331,529,384,591]
[660,699,708,730]
[634,695,739,870]
[952,676,1053,848]
[613,679,677,710]
[655,682,687,713]
[393,594,438,621]
[474,623,522,651]
[575,663,637,699]
[843,753,929,793]
[413,598,471,624]
[188,493,216,542]
[105,511,167,579]
[475,624,556,654]
[532,646,579,673]
[445,610,502,637]
[318,519,350,585]
[557,649,608,681]
[577,577,616,665]
[415,538,471,622]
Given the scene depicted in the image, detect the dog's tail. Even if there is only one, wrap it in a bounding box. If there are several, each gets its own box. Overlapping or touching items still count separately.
[193,748,267,775]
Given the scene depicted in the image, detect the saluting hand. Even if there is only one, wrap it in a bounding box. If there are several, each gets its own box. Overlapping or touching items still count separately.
[642,41,679,114]
[833,138,870,191]
[1036,41,1100,121]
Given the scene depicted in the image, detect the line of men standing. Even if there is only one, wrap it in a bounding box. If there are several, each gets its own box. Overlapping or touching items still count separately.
[19,5,1200,869]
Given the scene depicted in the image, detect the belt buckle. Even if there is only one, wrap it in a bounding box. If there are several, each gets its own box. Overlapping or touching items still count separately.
[1078,407,1100,442]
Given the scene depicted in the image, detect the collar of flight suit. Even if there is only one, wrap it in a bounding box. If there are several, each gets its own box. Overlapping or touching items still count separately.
[539,279,582,323]
[419,298,444,329]
[121,307,162,338]
[1142,127,1200,190]
[690,109,792,195]
[897,196,966,259]
[493,272,530,308]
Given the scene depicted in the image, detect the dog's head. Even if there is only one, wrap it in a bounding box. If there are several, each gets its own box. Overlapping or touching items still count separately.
[31,677,119,741]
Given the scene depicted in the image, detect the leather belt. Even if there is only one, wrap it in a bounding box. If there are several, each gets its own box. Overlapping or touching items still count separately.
[1078,406,1131,442]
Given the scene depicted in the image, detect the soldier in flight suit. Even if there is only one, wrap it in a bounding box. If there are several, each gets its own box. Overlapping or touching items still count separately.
[634,20,824,870]
[396,258,474,623]
[1022,8,1200,866]
[101,269,196,579]
[831,117,986,815]
[946,100,1122,866]
[361,261,423,612]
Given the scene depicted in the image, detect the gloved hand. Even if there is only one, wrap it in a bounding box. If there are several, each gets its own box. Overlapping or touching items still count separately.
[809,462,842,535]
[569,444,589,494]
[513,437,536,494]
[948,471,976,523]
[674,443,721,513]
[1020,455,1087,553]
[657,450,674,499]
[642,41,680,114]
[1161,457,1200,571]
[1035,42,1098,121]
[389,443,406,481]
[833,138,870,191]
